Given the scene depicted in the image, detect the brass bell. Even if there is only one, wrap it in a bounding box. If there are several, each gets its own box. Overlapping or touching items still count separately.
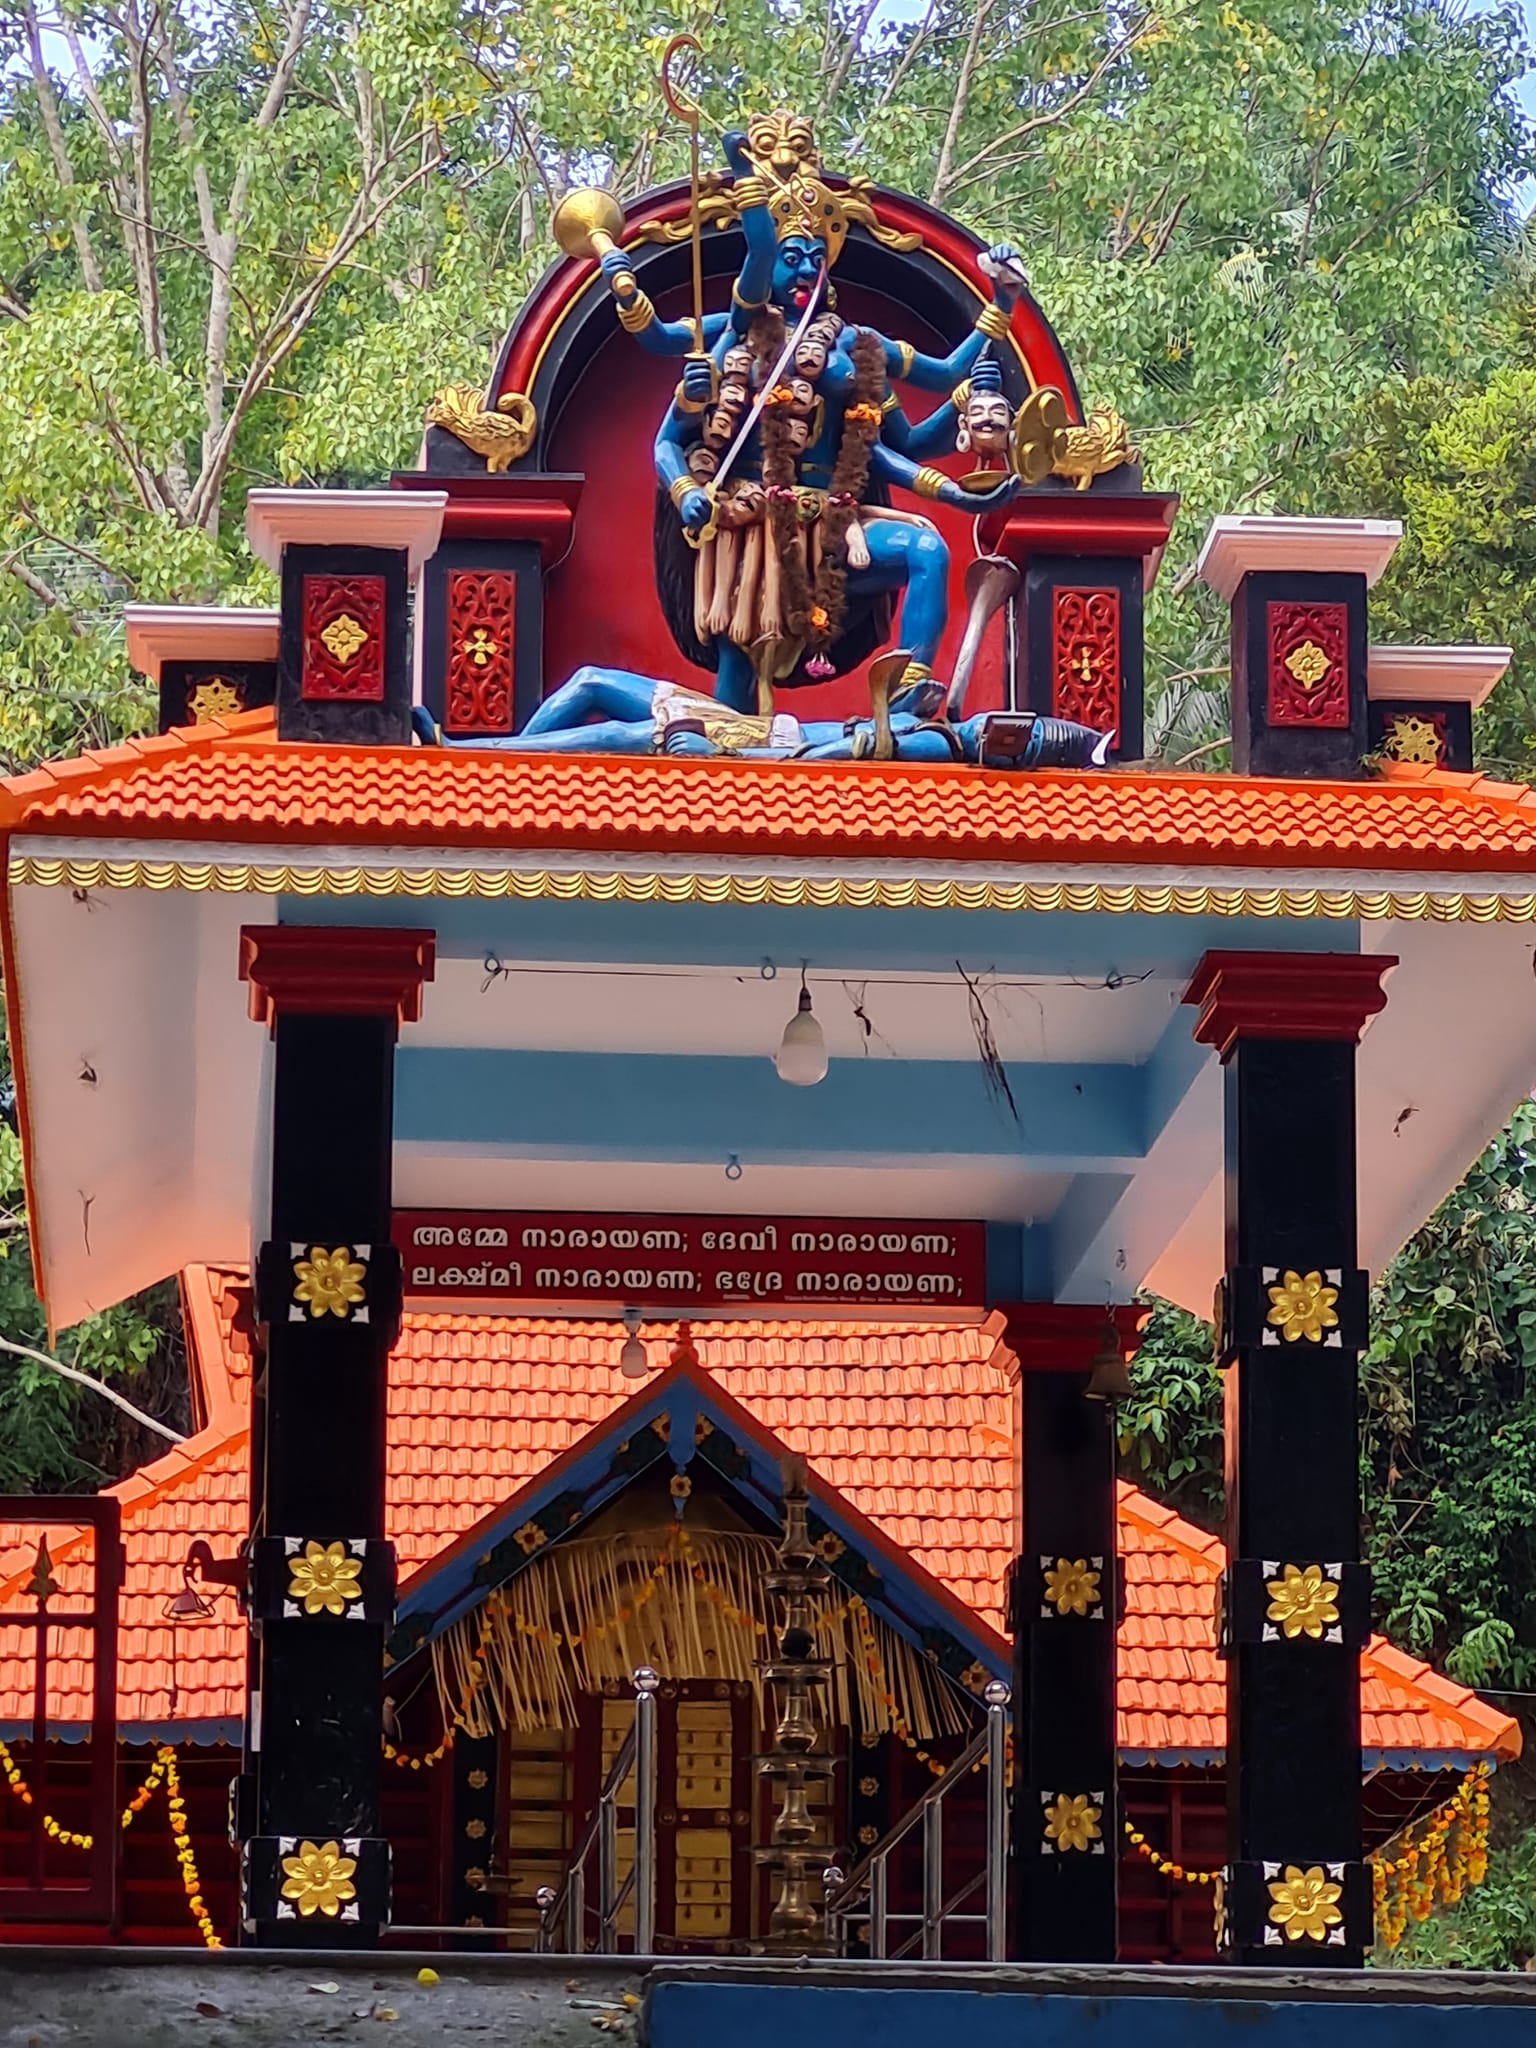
[1084,1317,1135,1403]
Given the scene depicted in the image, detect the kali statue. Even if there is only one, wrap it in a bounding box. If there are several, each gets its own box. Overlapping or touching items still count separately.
[485,112,1110,768]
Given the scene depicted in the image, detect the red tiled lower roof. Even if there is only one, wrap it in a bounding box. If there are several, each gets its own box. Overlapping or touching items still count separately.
[0,1269,1518,1767]
[4,711,1536,875]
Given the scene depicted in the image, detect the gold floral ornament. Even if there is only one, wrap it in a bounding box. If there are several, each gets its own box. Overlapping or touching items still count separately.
[811,1532,845,1562]
[292,1247,367,1321]
[320,612,369,665]
[287,1541,363,1618]
[1043,1557,1101,1617]
[1284,640,1330,690]
[513,1521,547,1555]
[1042,1793,1102,1853]
[1266,1563,1341,1641]
[280,1839,357,1918]
[462,629,498,667]
[1267,1864,1344,1942]
[1265,1270,1338,1344]
[1382,713,1442,766]
[188,677,241,723]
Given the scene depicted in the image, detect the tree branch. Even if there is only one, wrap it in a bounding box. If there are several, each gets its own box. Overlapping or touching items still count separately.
[185,133,449,529]
[0,556,86,634]
[874,0,937,117]
[0,1332,186,1444]
[15,502,135,592]
[18,0,105,290]
[1326,165,1447,275]
[944,16,1153,192]
[930,0,995,207]
[821,0,882,113]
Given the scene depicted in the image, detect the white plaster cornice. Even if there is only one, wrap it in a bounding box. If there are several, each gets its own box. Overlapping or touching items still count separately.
[245,488,447,578]
[123,605,280,682]
[1197,515,1402,599]
[1367,645,1513,708]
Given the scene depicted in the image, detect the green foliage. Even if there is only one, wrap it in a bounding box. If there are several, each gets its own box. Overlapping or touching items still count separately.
[1327,364,1536,767]
[1116,1298,1224,1525]
[1364,1098,1536,1689]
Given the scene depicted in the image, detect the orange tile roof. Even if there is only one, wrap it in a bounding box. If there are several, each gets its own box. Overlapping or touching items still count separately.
[4,712,1536,876]
[0,1269,1518,1767]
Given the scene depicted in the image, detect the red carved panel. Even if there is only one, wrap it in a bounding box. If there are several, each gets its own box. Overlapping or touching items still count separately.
[301,574,386,701]
[445,571,516,735]
[1266,601,1348,728]
[1052,587,1121,732]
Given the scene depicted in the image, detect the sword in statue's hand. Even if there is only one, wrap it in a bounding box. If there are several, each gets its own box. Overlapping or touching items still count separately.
[684,267,828,550]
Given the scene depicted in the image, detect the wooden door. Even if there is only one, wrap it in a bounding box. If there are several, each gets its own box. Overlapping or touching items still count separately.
[661,1680,755,1949]
[575,1679,756,1950]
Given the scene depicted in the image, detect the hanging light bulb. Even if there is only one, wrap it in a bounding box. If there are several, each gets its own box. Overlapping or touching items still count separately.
[618,1306,649,1378]
[775,968,828,1087]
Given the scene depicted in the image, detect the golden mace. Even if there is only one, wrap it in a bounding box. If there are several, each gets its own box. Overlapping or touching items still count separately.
[549,186,636,300]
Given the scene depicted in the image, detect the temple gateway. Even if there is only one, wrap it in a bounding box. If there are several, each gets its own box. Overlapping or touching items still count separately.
[0,106,1528,1980]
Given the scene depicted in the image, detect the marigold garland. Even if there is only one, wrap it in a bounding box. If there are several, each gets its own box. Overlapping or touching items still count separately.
[385,1602,498,1770]
[0,1737,219,1946]
[163,1747,222,1948]
[1123,1761,1493,1945]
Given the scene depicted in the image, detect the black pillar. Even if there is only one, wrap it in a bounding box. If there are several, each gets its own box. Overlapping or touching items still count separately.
[1185,951,1393,1967]
[1002,1304,1142,1961]
[236,926,434,1946]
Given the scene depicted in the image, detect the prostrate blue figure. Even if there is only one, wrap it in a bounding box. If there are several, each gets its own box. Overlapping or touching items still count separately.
[509,666,1113,770]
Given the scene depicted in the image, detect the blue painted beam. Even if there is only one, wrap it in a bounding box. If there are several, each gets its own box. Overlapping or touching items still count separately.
[393,1046,1147,1167]
[283,895,1358,980]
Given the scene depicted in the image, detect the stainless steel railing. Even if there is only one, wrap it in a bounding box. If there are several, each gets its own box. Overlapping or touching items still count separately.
[535,1666,659,1955]
[823,1679,1010,1962]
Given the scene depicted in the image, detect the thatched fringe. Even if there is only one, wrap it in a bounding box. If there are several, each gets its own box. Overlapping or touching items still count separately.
[432,1526,972,1745]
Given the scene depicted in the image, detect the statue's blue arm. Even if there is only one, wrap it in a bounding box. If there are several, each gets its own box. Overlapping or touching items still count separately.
[868,441,1016,514]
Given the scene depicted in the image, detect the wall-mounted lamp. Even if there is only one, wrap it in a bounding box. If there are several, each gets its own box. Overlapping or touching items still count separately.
[775,968,828,1088]
[164,1538,244,1624]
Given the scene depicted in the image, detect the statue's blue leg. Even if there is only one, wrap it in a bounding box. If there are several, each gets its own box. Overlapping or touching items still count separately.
[496,718,658,754]
[520,667,658,736]
[848,521,951,668]
[714,641,756,714]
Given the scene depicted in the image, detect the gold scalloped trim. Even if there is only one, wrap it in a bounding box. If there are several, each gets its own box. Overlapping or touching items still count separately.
[9,852,1536,920]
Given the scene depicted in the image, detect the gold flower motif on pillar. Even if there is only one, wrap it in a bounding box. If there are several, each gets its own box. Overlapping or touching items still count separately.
[1264,1270,1339,1344]
[279,1839,358,1917]
[1265,1563,1341,1641]
[1266,1863,1343,1942]
[1284,640,1331,691]
[286,1541,364,1617]
[1041,1792,1102,1853]
[1043,1557,1103,1617]
[291,1246,368,1321]
[319,612,369,665]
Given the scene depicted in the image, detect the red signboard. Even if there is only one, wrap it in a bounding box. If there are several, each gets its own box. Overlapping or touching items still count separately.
[394,1211,987,1313]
